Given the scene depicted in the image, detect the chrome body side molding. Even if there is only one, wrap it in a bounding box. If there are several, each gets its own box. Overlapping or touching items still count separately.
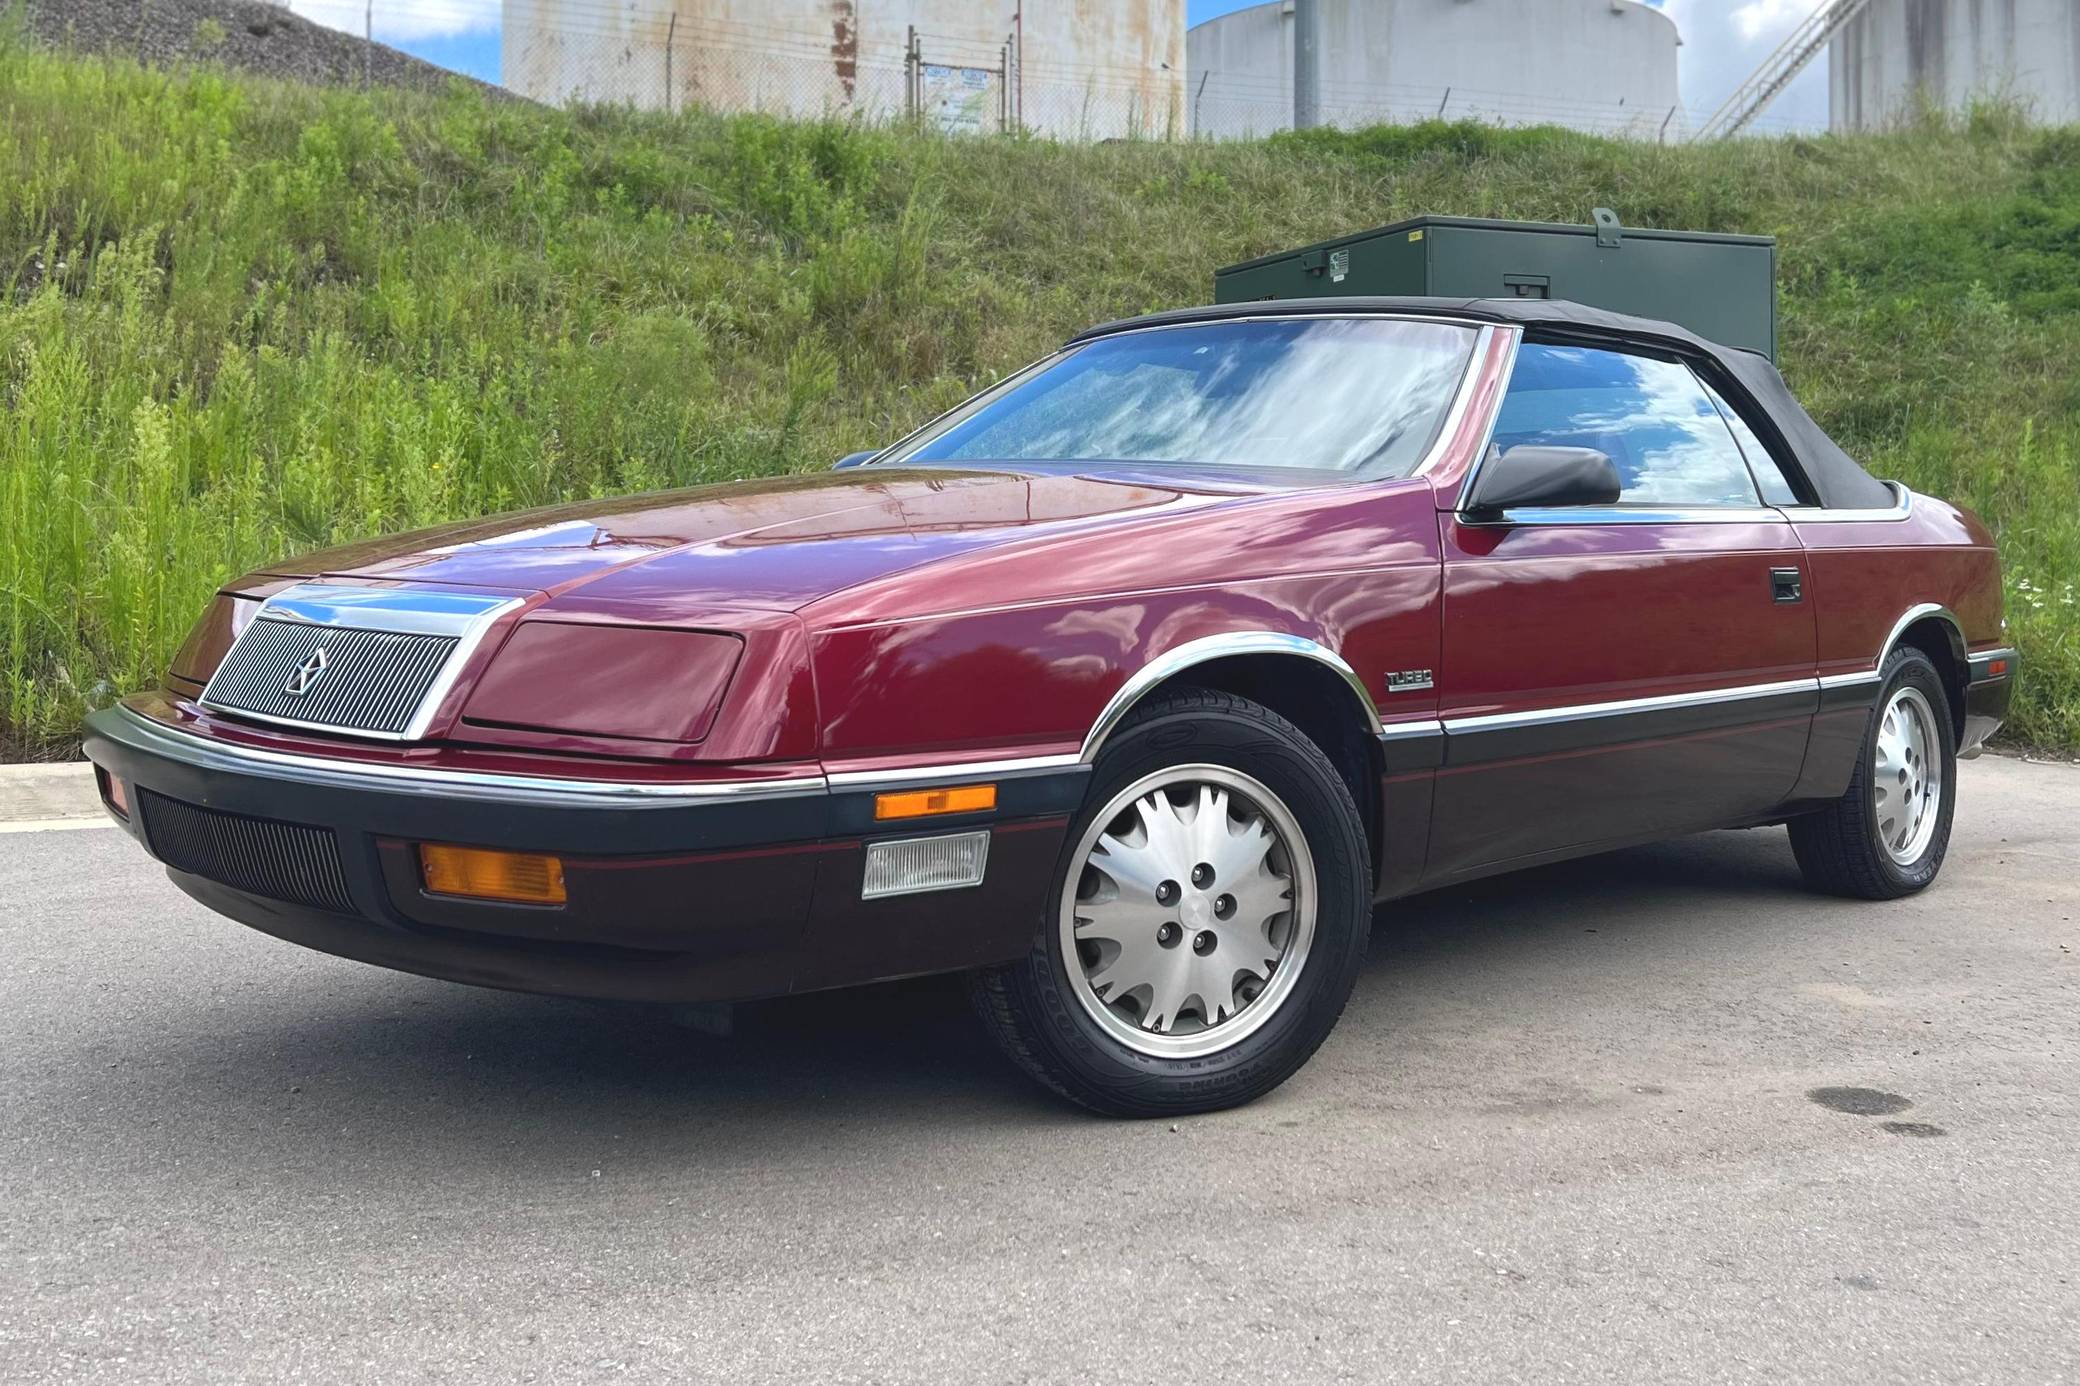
[826,754,1084,792]
[1440,678,1818,737]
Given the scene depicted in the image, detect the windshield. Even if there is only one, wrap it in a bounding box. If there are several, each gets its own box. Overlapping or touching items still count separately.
[884,318,1479,478]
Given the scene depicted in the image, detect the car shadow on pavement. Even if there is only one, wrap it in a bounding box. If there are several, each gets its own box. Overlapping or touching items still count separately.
[1375,823,1815,971]
[28,826,1828,1170]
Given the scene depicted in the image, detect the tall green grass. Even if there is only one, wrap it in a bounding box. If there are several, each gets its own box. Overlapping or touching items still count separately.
[2,36,2076,757]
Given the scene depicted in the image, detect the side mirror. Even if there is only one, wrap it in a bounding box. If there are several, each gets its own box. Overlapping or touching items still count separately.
[1465,445,1621,518]
[832,450,879,470]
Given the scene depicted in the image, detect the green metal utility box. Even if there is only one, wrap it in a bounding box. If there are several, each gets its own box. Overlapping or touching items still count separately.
[1213,209,1778,359]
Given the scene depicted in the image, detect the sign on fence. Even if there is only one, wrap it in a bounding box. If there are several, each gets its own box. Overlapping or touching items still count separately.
[920,64,997,135]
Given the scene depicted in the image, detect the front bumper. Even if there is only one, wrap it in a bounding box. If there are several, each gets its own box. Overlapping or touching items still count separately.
[85,704,1085,1003]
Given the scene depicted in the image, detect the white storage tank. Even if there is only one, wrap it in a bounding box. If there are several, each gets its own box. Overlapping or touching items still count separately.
[1187,0,1682,139]
[502,0,1186,140]
[1831,0,2080,130]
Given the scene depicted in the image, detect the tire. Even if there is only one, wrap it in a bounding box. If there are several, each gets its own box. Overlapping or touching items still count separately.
[1789,646,1957,900]
[970,688,1371,1117]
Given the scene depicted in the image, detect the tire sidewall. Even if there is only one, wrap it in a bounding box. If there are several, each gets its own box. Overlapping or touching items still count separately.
[1861,650,1957,892]
[1020,697,1371,1109]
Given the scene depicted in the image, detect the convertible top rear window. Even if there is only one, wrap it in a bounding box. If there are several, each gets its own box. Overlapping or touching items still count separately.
[887,318,1478,478]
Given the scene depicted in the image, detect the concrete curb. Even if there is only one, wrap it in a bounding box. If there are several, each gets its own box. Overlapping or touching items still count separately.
[0,760,103,827]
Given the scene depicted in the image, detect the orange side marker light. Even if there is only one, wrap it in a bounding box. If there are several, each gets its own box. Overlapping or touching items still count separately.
[873,784,997,821]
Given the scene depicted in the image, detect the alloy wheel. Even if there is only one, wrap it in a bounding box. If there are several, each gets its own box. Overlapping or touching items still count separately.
[1873,684,1943,866]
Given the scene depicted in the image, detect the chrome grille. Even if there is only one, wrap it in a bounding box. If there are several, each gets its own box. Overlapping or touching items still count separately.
[205,618,458,735]
[198,584,519,740]
[139,789,354,914]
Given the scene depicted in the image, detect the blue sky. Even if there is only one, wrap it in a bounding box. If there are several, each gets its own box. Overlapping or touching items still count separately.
[299,0,1829,132]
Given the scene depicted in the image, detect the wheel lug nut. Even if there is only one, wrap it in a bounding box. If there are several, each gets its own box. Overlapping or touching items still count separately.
[1156,922,1181,947]
[1214,894,1235,919]
[1192,931,1217,955]
[1155,880,1180,906]
[1191,863,1215,888]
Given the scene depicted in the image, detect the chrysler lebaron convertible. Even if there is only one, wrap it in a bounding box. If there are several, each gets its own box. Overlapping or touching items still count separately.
[85,297,2016,1115]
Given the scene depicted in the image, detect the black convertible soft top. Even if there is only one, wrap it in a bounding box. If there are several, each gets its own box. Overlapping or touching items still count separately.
[1072,296,1897,511]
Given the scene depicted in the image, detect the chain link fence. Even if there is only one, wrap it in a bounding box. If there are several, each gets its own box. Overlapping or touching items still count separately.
[500,8,1190,142]
[71,1,1815,145]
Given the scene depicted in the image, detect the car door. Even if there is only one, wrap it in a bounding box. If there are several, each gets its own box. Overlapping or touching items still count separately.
[1426,339,1818,881]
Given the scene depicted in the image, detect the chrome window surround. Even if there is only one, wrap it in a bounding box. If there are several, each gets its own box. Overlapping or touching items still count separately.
[1778,482,1915,523]
[1446,326,1520,493]
[1413,324,1501,479]
[1466,505,1791,527]
[201,584,523,742]
[875,315,1498,484]
[1460,485,1913,528]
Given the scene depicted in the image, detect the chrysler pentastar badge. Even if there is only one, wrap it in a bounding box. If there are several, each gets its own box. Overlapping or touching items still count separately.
[284,648,330,697]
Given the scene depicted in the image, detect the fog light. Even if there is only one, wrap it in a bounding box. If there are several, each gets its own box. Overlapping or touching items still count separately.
[96,768,129,820]
[862,831,990,900]
[420,843,567,905]
[873,783,997,820]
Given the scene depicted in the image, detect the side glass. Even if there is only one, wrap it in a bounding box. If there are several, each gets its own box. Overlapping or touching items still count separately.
[1491,344,1762,508]
[1701,379,1805,507]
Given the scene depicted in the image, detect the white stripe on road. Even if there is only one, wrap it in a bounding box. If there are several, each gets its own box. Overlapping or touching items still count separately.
[0,817,117,834]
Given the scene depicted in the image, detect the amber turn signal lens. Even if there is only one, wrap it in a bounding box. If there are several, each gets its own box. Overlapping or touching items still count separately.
[873,783,997,821]
[1988,659,2009,677]
[420,843,567,905]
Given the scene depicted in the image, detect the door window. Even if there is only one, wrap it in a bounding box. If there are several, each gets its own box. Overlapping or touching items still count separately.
[1492,344,1762,508]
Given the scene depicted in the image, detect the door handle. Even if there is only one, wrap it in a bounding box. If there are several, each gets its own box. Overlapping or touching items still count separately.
[1770,567,1803,603]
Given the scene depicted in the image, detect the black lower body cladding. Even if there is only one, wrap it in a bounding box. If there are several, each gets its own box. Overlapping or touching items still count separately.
[83,702,1084,1003]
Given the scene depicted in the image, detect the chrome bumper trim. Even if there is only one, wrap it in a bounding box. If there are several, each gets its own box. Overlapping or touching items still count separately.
[1968,647,2020,681]
[102,705,828,808]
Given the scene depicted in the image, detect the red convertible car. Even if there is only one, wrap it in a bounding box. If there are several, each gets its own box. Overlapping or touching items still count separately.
[85,297,2015,1116]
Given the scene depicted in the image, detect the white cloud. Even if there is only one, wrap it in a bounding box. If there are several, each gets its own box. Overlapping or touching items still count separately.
[284,0,499,43]
[1655,0,1831,133]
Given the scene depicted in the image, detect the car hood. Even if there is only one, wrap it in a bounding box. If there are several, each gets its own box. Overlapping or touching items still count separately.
[251,467,1235,615]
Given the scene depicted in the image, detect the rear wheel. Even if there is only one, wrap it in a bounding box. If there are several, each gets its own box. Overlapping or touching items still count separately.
[970,688,1370,1117]
[1789,647,1956,899]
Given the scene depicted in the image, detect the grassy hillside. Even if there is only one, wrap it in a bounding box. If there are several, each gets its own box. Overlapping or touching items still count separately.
[2,36,2076,759]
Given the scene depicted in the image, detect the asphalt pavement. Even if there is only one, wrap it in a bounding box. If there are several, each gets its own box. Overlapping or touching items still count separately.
[2,757,2076,1384]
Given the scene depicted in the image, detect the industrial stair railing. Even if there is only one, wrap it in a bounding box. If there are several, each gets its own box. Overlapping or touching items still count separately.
[1693,0,1876,141]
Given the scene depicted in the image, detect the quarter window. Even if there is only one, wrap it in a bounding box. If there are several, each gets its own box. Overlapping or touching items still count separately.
[1492,344,1762,508]
[1703,381,1805,507]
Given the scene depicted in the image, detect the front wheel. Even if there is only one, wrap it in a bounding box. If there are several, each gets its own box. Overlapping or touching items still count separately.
[1789,646,1957,899]
[970,688,1371,1117]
